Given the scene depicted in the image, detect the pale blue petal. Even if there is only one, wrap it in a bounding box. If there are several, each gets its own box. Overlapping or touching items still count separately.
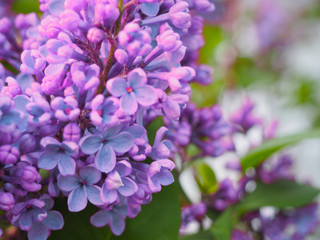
[57,175,80,192]
[108,132,133,154]
[68,187,87,212]
[58,154,76,176]
[43,211,64,230]
[79,134,102,155]
[90,210,111,227]
[79,166,101,185]
[85,185,104,206]
[95,144,116,173]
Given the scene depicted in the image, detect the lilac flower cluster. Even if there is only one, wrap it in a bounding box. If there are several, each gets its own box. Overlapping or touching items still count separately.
[165,103,234,159]
[0,0,215,238]
[176,98,319,239]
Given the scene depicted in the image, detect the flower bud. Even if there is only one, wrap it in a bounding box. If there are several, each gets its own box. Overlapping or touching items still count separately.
[0,192,15,211]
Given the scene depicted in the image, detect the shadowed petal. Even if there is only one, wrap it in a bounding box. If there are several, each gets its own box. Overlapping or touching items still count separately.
[19,212,32,231]
[43,211,64,230]
[38,151,61,170]
[110,213,125,236]
[101,185,118,203]
[90,210,111,227]
[28,222,49,240]
[118,177,138,197]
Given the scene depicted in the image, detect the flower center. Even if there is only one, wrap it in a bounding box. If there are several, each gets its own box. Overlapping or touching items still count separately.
[65,108,72,114]
[97,110,102,116]
[126,86,133,93]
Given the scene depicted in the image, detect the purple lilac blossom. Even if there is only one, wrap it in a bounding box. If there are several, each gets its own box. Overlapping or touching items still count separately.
[0,0,206,237]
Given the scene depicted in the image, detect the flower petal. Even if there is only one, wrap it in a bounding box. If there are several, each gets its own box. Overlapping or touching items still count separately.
[43,211,64,230]
[90,210,111,227]
[79,134,102,155]
[118,177,138,197]
[38,151,60,170]
[58,154,76,176]
[108,132,133,154]
[28,222,49,240]
[68,187,87,212]
[106,77,127,97]
[110,212,125,236]
[127,68,147,88]
[120,93,138,115]
[85,185,104,206]
[135,85,157,106]
[95,144,116,173]
[57,175,80,192]
[79,166,101,185]
[101,185,118,203]
[19,212,32,231]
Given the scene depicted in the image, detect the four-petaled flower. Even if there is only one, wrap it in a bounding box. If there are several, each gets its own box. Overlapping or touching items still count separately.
[107,68,157,115]
[58,166,103,212]
[79,125,133,173]
[38,137,79,176]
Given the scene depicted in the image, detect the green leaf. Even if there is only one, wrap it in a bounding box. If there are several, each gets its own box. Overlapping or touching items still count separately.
[180,231,214,240]
[115,179,181,240]
[50,200,112,240]
[211,207,235,240]
[237,180,320,215]
[12,0,41,14]
[194,163,218,195]
[241,129,320,171]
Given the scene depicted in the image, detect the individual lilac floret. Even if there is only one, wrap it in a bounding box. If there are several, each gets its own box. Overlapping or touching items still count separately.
[148,159,175,192]
[101,161,138,204]
[0,145,20,165]
[231,98,262,133]
[87,27,105,43]
[118,22,152,57]
[207,179,238,211]
[15,162,42,192]
[180,202,207,230]
[11,196,64,240]
[26,93,52,126]
[150,127,173,160]
[0,192,15,211]
[141,2,191,29]
[90,95,119,126]
[58,166,103,212]
[38,137,79,176]
[79,125,133,173]
[126,125,152,161]
[63,122,81,142]
[90,204,127,236]
[51,96,80,122]
[107,68,157,115]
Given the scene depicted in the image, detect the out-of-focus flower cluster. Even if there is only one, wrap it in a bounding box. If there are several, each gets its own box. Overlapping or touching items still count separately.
[177,98,319,239]
[0,0,215,239]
